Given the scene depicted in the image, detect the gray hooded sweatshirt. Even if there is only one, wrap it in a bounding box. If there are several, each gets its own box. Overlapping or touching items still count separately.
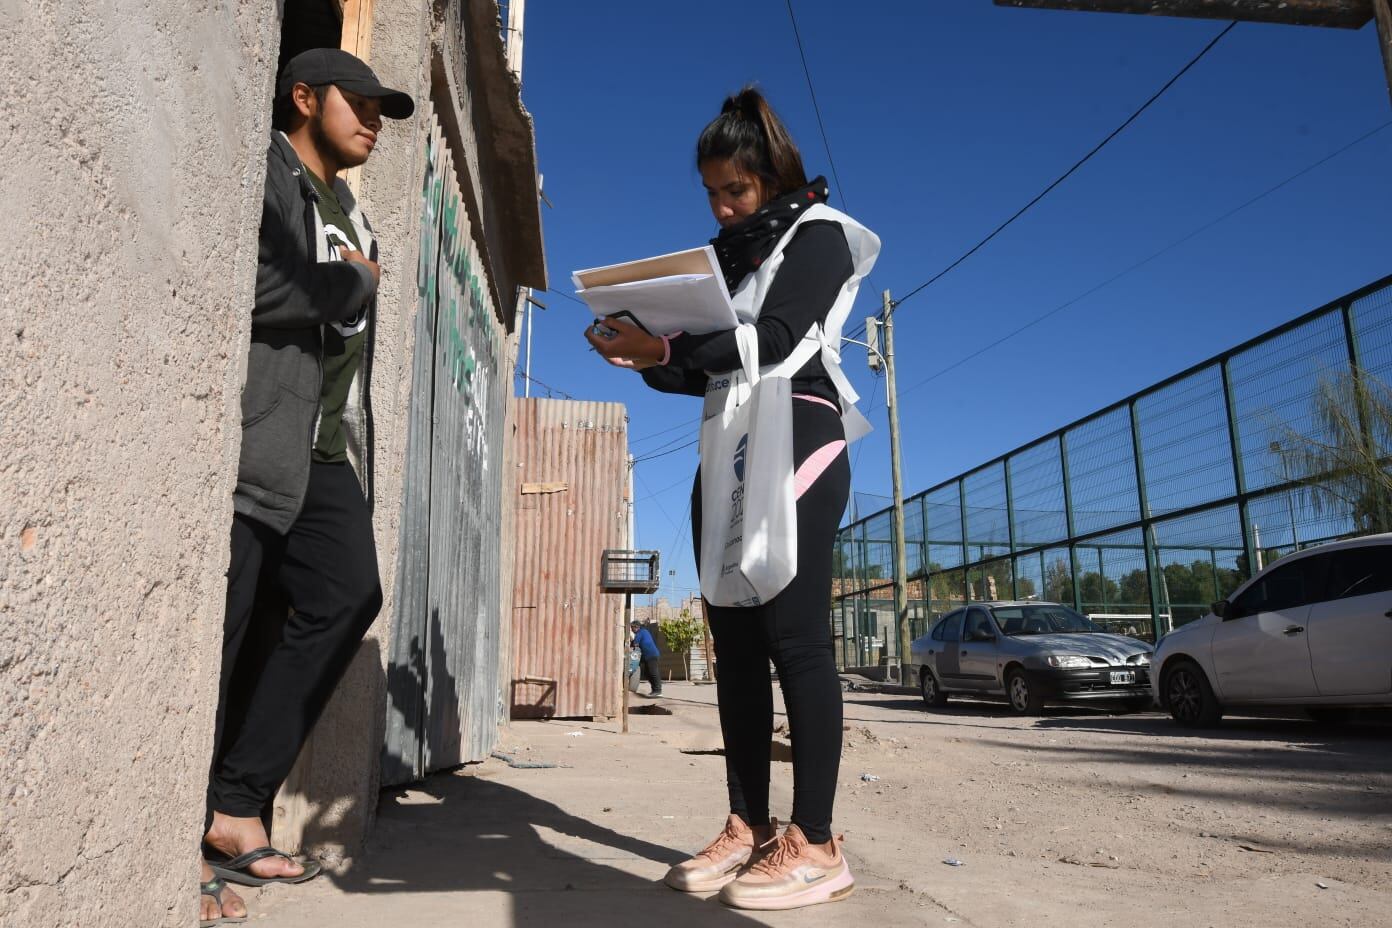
[234,132,379,533]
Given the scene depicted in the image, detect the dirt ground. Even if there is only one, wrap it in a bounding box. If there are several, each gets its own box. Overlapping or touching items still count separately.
[249,681,1392,927]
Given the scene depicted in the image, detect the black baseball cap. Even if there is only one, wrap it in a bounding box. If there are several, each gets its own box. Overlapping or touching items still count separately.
[277,48,414,120]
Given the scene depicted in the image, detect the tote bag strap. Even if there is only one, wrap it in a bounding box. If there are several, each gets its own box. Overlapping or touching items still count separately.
[734,324,762,388]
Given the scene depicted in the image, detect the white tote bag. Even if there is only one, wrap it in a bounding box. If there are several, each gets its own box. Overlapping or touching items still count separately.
[698,326,797,607]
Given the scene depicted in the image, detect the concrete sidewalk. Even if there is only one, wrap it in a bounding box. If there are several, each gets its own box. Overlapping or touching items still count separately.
[248,683,929,927]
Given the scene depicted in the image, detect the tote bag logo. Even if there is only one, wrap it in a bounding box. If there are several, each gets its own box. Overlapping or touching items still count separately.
[733,433,749,481]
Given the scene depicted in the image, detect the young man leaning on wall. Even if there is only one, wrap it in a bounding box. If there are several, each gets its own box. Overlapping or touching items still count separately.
[196,48,414,926]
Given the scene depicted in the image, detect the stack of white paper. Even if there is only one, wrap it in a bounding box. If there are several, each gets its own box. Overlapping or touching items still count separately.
[572,245,738,336]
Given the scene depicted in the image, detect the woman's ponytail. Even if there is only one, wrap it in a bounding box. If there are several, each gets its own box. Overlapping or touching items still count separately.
[697,86,808,198]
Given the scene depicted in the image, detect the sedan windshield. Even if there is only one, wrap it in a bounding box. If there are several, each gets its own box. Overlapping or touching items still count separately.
[993,605,1103,636]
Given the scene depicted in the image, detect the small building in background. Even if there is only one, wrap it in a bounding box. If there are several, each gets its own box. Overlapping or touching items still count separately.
[510,398,632,719]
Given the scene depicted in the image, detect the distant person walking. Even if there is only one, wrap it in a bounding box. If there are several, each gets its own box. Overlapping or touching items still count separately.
[630,620,663,696]
[585,86,878,911]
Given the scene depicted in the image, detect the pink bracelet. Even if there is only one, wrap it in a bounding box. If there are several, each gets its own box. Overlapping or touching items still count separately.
[659,332,683,366]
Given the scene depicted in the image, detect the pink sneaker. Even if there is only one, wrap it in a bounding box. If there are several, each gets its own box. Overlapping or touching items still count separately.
[717,824,854,910]
[663,814,777,893]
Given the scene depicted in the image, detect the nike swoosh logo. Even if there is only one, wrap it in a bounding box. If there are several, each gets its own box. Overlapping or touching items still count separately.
[802,871,826,884]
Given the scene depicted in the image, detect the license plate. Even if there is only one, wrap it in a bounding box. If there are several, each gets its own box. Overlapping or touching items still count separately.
[1110,671,1136,685]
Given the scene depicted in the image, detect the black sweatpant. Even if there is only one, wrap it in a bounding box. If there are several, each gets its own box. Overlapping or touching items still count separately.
[207,460,382,827]
[692,399,850,845]
[641,655,663,694]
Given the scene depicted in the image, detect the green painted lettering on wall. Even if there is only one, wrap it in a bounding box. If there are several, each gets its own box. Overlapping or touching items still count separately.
[416,136,503,404]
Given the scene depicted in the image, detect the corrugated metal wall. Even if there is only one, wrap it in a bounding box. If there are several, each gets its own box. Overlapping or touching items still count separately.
[382,103,512,785]
[510,398,630,719]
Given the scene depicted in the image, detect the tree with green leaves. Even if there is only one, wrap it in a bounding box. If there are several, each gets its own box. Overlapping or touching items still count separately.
[659,610,704,681]
[1279,367,1392,535]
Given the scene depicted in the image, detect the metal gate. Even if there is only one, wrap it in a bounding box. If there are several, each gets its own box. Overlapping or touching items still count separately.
[382,104,510,785]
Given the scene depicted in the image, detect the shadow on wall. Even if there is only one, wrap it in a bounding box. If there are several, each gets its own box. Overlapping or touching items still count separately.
[275,636,382,854]
[382,607,464,783]
[509,676,559,719]
[324,775,770,927]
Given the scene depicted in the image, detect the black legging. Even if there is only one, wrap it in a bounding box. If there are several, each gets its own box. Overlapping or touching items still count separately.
[692,399,849,845]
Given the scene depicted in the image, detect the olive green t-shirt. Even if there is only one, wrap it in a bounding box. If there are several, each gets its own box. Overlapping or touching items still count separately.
[306,168,368,464]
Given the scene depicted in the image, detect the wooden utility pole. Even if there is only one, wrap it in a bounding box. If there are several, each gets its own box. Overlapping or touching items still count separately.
[995,0,1392,107]
[881,291,913,683]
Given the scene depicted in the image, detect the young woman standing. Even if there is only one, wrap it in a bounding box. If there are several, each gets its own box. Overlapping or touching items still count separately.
[584,87,879,911]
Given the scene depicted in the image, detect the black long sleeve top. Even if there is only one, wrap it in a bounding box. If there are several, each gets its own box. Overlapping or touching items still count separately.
[640,220,854,402]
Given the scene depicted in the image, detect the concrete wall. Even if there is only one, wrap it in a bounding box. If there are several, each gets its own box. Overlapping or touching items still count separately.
[0,2,281,926]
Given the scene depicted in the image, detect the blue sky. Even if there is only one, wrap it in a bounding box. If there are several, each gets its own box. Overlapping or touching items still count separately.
[519,1,1392,602]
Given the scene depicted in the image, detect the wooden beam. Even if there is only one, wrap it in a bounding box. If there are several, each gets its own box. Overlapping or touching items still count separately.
[339,0,373,60]
[337,0,374,194]
[1376,0,1392,106]
[505,0,526,81]
[520,481,569,495]
[993,0,1373,29]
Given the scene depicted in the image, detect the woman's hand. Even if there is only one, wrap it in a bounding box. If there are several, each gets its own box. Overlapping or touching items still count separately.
[583,316,665,371]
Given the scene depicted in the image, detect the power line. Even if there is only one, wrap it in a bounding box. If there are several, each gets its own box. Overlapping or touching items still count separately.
[896,118,1392,400]
[841,19,1238,350]
[631,415,703,446]
[661,493,695,596]
[633,423,702,460]
[635,468,681,533]
[784,0,883,300]
[785,0,851,214]
[890,20,1237,311]
[514,368,575,400]
[636,469,696,501]
[550,287,588,307]
[632,437,700,465]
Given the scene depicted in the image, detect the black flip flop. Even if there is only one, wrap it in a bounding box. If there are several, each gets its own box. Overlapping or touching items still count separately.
[205,846,322,887]
[199,877,247,927]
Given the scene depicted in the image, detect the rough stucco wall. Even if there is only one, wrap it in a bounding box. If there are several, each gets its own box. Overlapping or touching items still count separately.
[270,0,435,861]
[0,2,279,926]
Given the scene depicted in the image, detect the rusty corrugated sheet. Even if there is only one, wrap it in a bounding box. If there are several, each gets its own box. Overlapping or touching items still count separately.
[510,398,629,719]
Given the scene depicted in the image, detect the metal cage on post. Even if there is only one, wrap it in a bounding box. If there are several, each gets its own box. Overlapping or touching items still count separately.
[599,549,661,594]
[601,550,660,734]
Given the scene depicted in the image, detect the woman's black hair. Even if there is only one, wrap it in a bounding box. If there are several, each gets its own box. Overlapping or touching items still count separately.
[696,86,808,199]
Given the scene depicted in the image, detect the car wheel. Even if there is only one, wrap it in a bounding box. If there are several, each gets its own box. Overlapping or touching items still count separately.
[920,667,948,708]
[1005,668,1044,716]
[1306,706,1358,725]
[1162,660,1222,728]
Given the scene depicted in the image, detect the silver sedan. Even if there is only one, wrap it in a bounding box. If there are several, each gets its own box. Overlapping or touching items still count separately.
[908,602,1154,715]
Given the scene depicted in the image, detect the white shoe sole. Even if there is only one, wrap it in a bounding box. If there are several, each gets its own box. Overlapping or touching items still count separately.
[719,865,855,910]
[664,866,742,893]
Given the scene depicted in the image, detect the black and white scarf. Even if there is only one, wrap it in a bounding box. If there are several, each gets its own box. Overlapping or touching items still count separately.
[709,176,830,293]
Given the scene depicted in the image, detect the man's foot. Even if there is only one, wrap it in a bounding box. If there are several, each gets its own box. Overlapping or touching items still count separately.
[718,824,854,910]
[199,859,246,926]
[204,813,306,882]
[664,814,777,893]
